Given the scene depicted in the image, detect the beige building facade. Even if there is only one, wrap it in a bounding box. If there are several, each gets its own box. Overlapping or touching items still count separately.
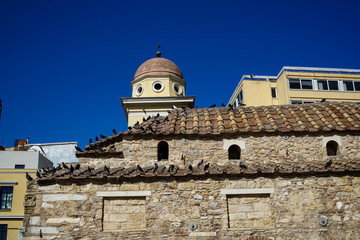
[22,102,360,239]
[228,67,360,107]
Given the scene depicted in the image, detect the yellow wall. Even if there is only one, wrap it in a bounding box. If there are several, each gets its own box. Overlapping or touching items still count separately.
[131,76,186,98]
[242,80,273,107]
[230,70,360,107]
[277,71,360,103]
[0,170,36,239]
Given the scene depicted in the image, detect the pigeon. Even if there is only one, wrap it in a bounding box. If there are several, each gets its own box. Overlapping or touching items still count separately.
[112,128,117,135]
[164,116,169,121]
[146,116,151,121]
[26,172,33,181]
[89,138,93,144]
[104,165,110,173]
[325,159,332,169]
[62,162,69,169]
[142,109,147,114]
[137,165,144,173]
[320,98,326,102]
[95,136,99,141]
[100,134,106,139]
[128,126,132,131]
[221,102,226,107]
[204,163,210,171]
[134,121,139,127]
[156,113,160,118]
[36,170,41,178]
[74,163,81,170]
[143,117,146,122]
[197,159,204,167]
[168,164,175,172]
[209,104,216,108]
[75,146,83,152]
[188,164,193,172]
[70,165,74,172]
[239,162,248,169]
[153,163,158,173]
[140,126,145,132]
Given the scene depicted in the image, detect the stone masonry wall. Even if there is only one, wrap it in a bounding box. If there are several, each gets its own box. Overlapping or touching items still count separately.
[23,174,360,240]
[78,132,360,168]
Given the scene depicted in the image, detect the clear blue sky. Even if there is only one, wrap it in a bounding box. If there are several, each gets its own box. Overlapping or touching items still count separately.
[1,0,359,149]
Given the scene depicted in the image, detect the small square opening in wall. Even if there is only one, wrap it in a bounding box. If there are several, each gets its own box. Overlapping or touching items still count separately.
[103,197,146,231]
[227,194,272,229]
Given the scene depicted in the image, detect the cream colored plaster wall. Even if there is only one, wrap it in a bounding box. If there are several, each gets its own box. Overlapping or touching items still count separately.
[242,80,273,106]
[275,72,291,105]
[132,76,185,98]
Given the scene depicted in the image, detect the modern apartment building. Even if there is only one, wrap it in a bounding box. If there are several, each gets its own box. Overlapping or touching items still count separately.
[228,66,360,107]
[0,151,52,239]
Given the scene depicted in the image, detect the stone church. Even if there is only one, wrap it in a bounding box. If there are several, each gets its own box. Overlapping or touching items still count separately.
[23,53,360,239]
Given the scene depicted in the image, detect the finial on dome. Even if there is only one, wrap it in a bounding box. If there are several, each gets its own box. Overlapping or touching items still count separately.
[156,44,161,58]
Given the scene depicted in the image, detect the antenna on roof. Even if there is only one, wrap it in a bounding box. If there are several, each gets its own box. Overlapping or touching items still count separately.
[156,44,161,58]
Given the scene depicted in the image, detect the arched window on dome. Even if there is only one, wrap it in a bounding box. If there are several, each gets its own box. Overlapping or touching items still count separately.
[326,140,339,156]
[228,144,241,160]
[158,141,169,161]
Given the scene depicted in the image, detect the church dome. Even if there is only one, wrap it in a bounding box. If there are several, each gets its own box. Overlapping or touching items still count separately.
[134,57,183,81]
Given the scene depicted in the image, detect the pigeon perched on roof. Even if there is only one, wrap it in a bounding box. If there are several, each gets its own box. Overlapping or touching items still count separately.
[153,163,158,173]
[74,163,81,170]
[75,146,83,152]
[26,172,33,181]
[112,128,117,135]
[188,164,193,172]
[62,162,69,169]
[197,159,204,167]
[100,134,106,139]
[95,136,99,141]
[239,162,248,169]
[36,171,41,178]
[209,104,216,108]
[89,138,93,144]
[168,164,175,172]
[325,159,332,169]
[137,165,144,173]
[204,163,210,171]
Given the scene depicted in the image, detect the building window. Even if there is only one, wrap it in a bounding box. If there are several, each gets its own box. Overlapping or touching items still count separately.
[228,145,241,159]
[157,141,169,161]
[15,164,25,169]
[326,140,339,156]
[135,84,144,96]
[290,100,315,104]
[152,81,164,93]
[271,87,277,98]
[318,79,339,91]
[342,80,360,91]
[173,83,183,95]
[0,225,7,240]
[0,186,13,209]
[289,79,313,90]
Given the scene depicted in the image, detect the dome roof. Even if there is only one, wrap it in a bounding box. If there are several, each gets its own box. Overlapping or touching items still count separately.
[134,57,183,81]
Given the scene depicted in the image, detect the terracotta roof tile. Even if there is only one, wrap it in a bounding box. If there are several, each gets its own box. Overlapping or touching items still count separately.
[83,102,360,151]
